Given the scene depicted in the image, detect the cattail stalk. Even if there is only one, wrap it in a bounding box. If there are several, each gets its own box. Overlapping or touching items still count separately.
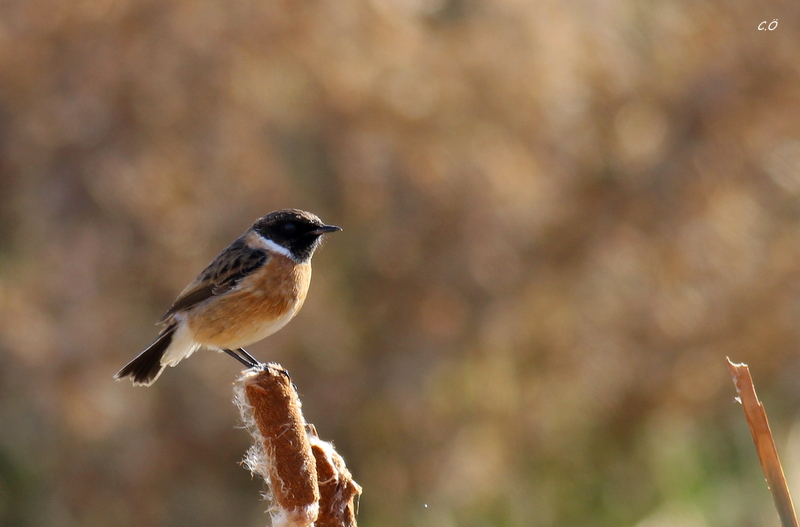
[235,363,361,527]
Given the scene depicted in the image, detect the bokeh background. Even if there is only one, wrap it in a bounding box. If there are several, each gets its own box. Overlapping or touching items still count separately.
[1,0,800,526]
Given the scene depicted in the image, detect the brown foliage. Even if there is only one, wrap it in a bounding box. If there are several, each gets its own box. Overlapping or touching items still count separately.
[1,0,800,525]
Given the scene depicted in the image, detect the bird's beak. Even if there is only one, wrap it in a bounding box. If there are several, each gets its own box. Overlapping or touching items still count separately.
[311,224,342,235]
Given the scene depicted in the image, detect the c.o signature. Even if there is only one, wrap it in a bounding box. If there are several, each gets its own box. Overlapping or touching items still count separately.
[758,19,778,30]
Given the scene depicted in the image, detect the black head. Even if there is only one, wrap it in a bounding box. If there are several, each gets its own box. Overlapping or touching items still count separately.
[253,209,341,262]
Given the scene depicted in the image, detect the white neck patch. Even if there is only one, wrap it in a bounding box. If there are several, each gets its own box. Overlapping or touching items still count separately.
[252,232,295,260]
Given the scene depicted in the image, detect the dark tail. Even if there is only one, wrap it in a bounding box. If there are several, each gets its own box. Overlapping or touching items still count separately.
[115,325,176,386]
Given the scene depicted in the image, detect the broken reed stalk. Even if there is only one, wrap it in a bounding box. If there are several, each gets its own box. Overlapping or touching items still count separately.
[727,358,798,527]
[234,363,361,527]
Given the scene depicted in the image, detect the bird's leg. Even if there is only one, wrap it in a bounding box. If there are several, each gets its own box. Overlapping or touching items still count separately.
[222,348,258,368]
[236,347,262,366]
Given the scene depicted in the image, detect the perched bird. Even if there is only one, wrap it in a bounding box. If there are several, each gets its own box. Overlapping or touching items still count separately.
[115,209,341,386]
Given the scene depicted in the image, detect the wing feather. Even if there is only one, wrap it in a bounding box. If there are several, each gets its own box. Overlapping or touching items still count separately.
[159,237,268,322]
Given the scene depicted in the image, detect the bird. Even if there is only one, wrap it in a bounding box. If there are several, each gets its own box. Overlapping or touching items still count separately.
[115,209,342,386]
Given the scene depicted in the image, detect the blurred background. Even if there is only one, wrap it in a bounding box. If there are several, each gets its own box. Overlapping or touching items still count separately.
[1,0,800,526]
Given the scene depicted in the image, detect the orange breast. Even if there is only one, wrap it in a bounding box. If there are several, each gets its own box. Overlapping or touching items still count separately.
[189,255,312,349]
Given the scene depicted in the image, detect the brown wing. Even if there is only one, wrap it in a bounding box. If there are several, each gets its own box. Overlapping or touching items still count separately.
[159,237,268,322]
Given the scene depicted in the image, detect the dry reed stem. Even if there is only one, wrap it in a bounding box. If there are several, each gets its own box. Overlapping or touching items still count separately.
[728,358,798,527]
[234,363,361,527]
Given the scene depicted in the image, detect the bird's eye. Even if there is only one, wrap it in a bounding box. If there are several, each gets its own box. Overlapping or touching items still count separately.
[283,222,296,232]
